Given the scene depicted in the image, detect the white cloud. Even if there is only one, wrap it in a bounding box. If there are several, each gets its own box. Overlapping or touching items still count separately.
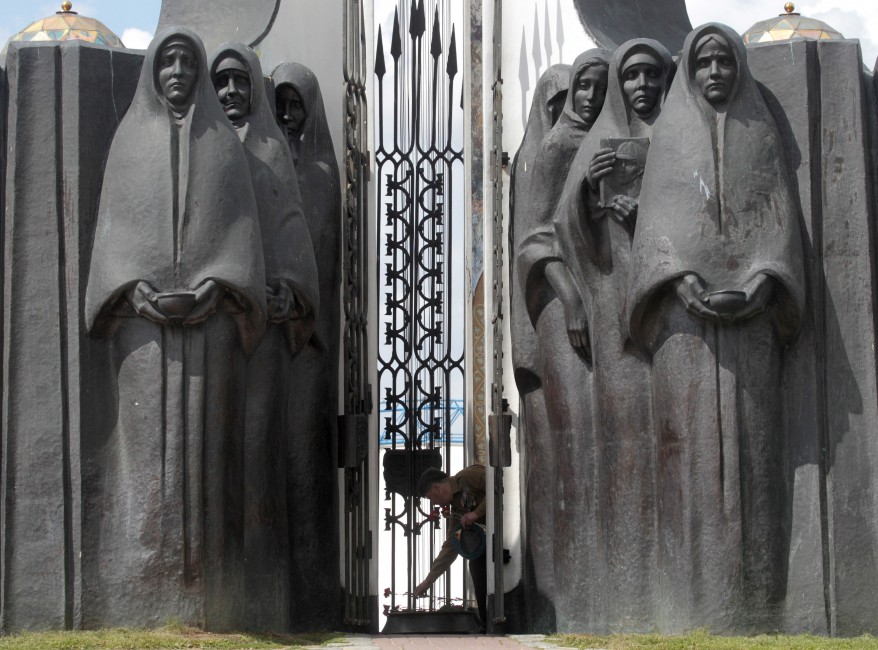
[121,27,153,50]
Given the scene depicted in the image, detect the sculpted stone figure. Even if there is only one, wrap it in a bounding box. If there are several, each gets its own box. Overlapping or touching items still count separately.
[514,49,612,631]
[627,24,805,631]
[271,61,342,626]
[509,64,570,629]
[511,63,570,398]
[509,63,570,627]
[551,38,675,631]
[83,27,265,628]
[210,43,319,631]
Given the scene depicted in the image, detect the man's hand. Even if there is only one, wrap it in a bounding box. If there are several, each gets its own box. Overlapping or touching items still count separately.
[460,512,479,529]
[414,580,431,597]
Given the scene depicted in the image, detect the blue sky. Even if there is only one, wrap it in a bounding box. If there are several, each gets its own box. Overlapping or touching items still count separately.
[0,0,161,49]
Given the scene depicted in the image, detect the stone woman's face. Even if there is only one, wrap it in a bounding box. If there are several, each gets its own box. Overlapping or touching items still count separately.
[694,36,737,105]
[213,56,252,123]
[571,64,608,128]
[276,85,307,139]
[157,40,199,109]
[621,52,663,118]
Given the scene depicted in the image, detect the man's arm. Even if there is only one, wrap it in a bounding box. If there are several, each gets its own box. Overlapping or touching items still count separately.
[415,538,458,596]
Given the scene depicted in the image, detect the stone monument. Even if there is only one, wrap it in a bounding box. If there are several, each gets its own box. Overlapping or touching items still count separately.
[628,23,805,632]
[551,37,675,632]
[508,63,569,632]
[210,42,320,632]
[514,11,878,637]
[83,26,266,630]
[271,61,344,630]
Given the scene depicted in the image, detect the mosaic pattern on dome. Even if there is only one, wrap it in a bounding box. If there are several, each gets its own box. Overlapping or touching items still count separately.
[8,13,124,48]
[744,13,844,45]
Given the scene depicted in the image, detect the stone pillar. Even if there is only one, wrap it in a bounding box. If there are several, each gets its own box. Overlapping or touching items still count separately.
[750,39,878,636]
[1,41,142,632]
[816,40,878,636]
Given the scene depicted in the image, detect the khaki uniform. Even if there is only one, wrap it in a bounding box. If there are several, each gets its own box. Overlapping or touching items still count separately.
[424,464,487,585]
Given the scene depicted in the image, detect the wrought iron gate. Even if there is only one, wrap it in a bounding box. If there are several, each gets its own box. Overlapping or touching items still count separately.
[374,0,468,617]
[342,0,373,629]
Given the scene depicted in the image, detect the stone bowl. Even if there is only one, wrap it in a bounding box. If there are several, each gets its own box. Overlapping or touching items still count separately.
[707,290,747,316]
[156,292,197,319]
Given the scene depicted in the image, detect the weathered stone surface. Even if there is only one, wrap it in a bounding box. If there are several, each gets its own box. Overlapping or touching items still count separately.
[815,40,878,636]
[271,61,342,631]
[84,27,266,630]
[209,42,319,632]
[747,38,828,636]
[514,24,878,636]
[1,41,142,633]
[552,38,675,633]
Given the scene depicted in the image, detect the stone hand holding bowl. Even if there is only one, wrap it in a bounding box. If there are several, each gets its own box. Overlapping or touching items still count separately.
[706,290,748,317]
[155,291,198,322]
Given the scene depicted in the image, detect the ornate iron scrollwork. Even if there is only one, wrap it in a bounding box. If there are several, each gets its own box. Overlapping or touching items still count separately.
[375,0,466,615]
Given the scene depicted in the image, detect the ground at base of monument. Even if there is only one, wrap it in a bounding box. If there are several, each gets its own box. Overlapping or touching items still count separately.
[549,630,878,650]
[0,626,345,650]
[0,628,876,650]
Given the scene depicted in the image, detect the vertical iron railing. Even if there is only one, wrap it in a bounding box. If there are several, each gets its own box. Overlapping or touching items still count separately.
[488,0,510,630]
[375,0,466,615]
[342,0,373,629]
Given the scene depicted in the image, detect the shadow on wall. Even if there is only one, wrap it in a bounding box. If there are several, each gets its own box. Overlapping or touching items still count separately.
[518,0,567,129]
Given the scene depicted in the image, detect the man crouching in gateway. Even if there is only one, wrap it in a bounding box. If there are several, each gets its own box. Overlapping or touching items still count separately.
[415,465,487,628]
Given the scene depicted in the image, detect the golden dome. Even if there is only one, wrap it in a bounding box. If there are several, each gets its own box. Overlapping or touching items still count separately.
[6,2,125,50]
[743,3,844,46]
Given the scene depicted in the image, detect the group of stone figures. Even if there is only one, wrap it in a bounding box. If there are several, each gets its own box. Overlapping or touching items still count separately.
[81,27,340,630]
[511,23,804,632]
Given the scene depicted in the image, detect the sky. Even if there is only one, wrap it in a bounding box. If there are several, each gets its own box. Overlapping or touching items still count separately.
[0,0,876,62]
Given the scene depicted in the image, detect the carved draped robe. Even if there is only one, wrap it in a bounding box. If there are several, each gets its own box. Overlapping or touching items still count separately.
[627,24,805,632]
[551,38,675,631]
[509,63,569,625]
[515,48,612,632]
[271,61,342,626]
[210,44,319,632]
[83,28,266,629]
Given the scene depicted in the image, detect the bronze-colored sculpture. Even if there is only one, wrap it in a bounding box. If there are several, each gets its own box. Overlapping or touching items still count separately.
[509,63,570,628]
[210,43,319,631]
[627,23,805,631]
[271,61,342,626]
[83,27,265,628]
[550,38,675,631]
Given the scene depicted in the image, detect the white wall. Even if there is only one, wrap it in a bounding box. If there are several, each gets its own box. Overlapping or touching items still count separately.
[259,0,347,172]
[502,0,596,158]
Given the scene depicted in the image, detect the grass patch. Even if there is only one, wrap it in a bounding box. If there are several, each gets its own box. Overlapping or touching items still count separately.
[0,626,345,650]
[548,630,878,650]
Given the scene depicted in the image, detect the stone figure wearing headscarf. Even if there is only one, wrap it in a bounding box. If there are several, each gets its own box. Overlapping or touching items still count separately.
[511,63,570,397]
[550,38,675,631]
[627,24,805,631]
[271,61,342,626]
[509,63,570,627]
[210,43,319,632]
[83,27,265,629]
[514,48,611,631]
